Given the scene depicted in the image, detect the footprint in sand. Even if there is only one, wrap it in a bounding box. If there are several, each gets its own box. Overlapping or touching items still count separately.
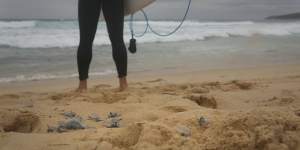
[147,78,165,83]
[93,84,112,89]
[98,123,144,148]
[262,96,295,106]
[295,110,300,117]
[49,92,74,101]
[183,94,217,109]
[0,110,41,133]
[287,75,300,79]
[279,97,295,105]
[189,87,210,94]
[100,91,129,104]
[0,94,20,99]
[159,84,189,93]
[161,106,187,113]
[48,88,130,104]
[230,80,254,90]
[201,80,255,92]
[201,81,222,90]
[281,89,298,99]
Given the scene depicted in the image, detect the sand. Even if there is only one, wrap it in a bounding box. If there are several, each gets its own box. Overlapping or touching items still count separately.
[0,64,300,150]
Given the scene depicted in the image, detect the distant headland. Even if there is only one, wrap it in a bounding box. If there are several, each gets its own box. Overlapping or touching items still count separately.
[266,12,300,20]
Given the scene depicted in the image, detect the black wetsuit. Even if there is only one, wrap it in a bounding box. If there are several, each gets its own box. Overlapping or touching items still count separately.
[77,0,127,80]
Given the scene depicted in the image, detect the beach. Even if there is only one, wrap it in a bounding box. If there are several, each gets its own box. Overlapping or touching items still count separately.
[0,61,300,150]
[0,20,300,150]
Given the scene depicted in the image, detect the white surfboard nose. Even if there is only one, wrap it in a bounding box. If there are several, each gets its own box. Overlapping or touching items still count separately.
[124,0,156,16]
[100,0,155,19]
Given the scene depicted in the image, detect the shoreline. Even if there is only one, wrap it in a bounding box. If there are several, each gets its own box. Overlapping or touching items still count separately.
[1,63,299,94]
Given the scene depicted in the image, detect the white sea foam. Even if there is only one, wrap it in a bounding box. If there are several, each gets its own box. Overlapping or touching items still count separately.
[0,20,299,48]
[0,21,36,29]
[0,70,115,83]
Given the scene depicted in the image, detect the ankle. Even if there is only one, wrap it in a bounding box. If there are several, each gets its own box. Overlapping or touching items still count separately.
[119,77,128,89]
[79,80,87,89]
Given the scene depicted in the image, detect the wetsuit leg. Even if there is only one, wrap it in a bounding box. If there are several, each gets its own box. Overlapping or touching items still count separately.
[77,0,102,80]
[102,0,127,78]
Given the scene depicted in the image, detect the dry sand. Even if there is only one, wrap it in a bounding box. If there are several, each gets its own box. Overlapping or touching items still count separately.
[0,64,300,150]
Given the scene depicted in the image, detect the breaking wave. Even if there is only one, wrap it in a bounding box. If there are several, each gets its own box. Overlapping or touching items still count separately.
[0,20,299,48]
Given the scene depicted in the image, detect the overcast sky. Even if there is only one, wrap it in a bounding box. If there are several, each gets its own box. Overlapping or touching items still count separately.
[0,0,299,21]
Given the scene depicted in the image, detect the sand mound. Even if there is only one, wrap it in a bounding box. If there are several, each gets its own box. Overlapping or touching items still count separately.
[76,108,300,150]
[0,110,40,133]
[202,110,300,150]
[129,109,299,150]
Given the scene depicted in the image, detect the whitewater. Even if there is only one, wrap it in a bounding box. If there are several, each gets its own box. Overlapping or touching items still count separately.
[0,20,300,83]
[0,20,300,48]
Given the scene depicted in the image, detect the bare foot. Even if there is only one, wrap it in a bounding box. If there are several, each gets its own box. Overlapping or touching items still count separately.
[118,77,128,92]
[76,80,87,93]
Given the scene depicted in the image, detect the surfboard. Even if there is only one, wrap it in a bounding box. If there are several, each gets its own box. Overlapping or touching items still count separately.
[99,0,155,19]
[124,0,156,16]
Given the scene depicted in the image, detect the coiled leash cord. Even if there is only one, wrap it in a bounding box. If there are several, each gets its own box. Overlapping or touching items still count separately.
[128,0,192,53]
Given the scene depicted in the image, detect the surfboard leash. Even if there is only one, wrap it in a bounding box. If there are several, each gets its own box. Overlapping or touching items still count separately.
[128,0,192,53]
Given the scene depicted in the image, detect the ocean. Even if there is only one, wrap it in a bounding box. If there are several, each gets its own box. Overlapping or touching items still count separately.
[0,20,300,83]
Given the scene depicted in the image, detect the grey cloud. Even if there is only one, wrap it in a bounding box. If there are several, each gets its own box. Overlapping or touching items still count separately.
[0,0,299,21]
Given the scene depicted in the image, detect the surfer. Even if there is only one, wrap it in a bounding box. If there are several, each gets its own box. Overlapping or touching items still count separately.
[76,0,128,92]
